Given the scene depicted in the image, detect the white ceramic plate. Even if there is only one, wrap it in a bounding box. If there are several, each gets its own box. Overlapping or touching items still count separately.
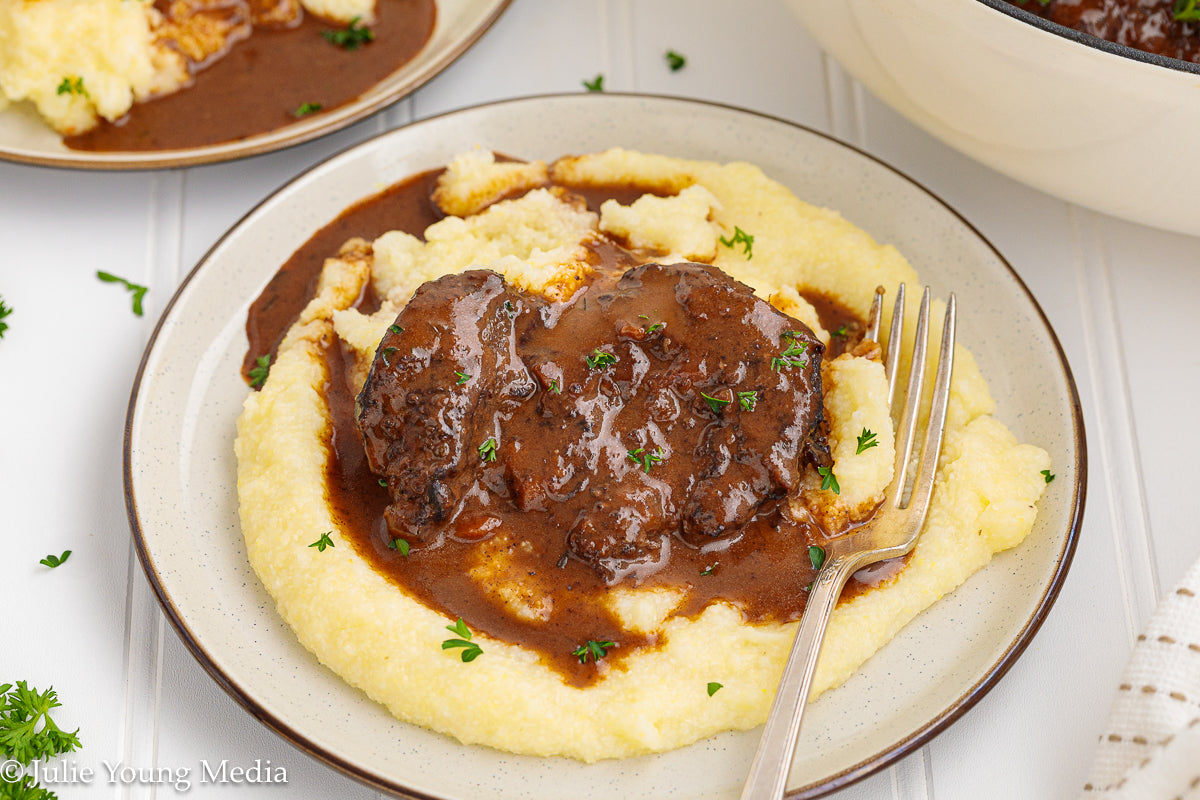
[124,94,1085,799]
[0,0,510,170]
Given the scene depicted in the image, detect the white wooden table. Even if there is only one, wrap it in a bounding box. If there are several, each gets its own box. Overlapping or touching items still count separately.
[3,1,1197,797]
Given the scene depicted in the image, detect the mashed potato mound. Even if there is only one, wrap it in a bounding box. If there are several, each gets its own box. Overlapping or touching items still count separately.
[235,148,1050,762]
[0,0,375,134]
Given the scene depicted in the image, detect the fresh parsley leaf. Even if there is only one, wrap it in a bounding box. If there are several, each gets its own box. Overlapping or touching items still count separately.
[1176,0,1200,19]
[665,50,687,71]
[586,348,617,369]
[700,391,731,413]
[442,618,483,662]
[380,346,398,365]
[0,681,81,764]
[388,324,404,335]
[808,545,826,571]
[706,681,722,696]
[478,437,498,462]
[549,378,561,394]
[387,537,410,556]
[0,296,12,339]
[308,531,335,552]
[455,371,472,386]
[856,428,879,455]
[571,639,615,664]
[96,271,148,316]
[56,76,86,96]
[377,478,388,487]
[248,354,271,388]
[771,338,809,371]
[321,16,374,49]
[700,564,715,576]
[718,226,754,258]
[1041,469,1056,484]
[582,74,605,92]
[817,465,840,495]
[293,102,323,117]
[504,300,516,318]
[38,551,71,569]
[737,390,757,411]
[832,324,849,339]
[627,447,665,474]
[645,321,665,334]
[2,773,56,800]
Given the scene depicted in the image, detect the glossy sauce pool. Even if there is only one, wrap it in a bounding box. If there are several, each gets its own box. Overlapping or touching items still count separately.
[65,0,435,152]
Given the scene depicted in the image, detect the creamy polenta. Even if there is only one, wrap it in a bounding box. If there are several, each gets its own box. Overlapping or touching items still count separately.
[234,148,1050,761]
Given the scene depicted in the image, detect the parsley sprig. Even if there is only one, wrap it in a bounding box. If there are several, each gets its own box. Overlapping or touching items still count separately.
[737,390,757,411]
[572,639,615,663]
[856,428,879,455]
[771,335,809,371]
[38,551,71,569]
[700,391,731,414]
[817,466,840,495]
[582,74,605,92]
[1175,0,1200,20]
[479,437,498,462]
[96,271,148,316]
[0,681,81,764]
[248,354,271,388]
[0,296,11,339]
[627,446,665,474]
[321,16,374,49]
[718,226,754,258]
[809,545,826,571]
[309,531,335,552]
[442,619,483,662]
[586,348,617,369]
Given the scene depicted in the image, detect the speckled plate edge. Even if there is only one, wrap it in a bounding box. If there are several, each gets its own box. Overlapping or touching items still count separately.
[0,0,511,171]
[123,93,1086,799]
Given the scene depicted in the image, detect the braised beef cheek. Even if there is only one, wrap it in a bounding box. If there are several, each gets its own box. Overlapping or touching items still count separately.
[356,261,825,584]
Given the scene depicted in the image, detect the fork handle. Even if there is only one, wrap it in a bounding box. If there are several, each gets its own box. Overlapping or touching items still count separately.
[739,553,863,800]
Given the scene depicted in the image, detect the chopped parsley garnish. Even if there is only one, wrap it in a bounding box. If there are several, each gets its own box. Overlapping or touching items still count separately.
[808,545,826,571]
[455,370,472,386]
[586,348,617,369]
[700,564,715,576]
[0,681,81,766]
[549,378,561,394]
[96,271,148,316]
[627,446,665,474]
[293,102,323,117]
[646,321,665,334]
[718,226,754,258]
[817,466,840,495]
[387,537,410,555]
[309,531,335,551]
[388,324,404,335]
[504,300,516,318]
[248,354,271,388]
[1177,0,1200,19]
[1041,469,1056,484]
[832,324,849,339]
[701,391,731,413]
[665,50,687,71]
[771,338,809,371]
[478,437,498,462]
[39,550,71,569]
[856,428,879,455]
[582,74,605,92]
[572,639,615,663]
[737,390,757,411]
[321,16,374,49]
[706,681,723,696]
[378,478,388,487]
[380,346,398,364]
[56,76,86,96]
[0,295,13,339]
[442,618,483,662]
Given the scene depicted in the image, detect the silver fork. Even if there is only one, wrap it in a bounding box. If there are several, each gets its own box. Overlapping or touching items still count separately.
[739,284,957,800]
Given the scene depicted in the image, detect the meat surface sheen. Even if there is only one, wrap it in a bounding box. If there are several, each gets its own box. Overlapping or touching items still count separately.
[356,262,825,583]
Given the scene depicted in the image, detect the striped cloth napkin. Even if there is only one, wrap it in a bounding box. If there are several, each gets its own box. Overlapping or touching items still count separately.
[1082,557,1200,799]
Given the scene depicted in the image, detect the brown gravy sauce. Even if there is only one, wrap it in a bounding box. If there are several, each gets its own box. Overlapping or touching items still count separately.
[1009,0,1200,63]
[65,0,435,152]
[246,169,888,686]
